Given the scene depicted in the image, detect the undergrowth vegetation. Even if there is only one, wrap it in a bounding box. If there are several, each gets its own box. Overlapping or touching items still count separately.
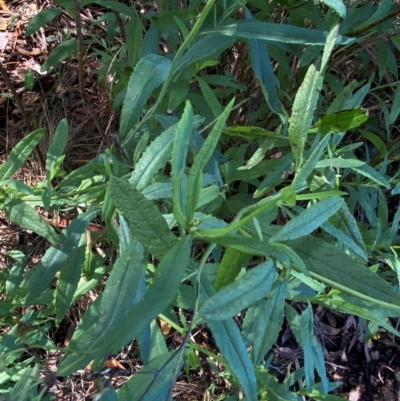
[1,0,400,399]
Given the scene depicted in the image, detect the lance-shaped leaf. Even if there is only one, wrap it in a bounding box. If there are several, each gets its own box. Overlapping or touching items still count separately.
[289,23,338,169]
[202,20,355,45]
[309,109,368,135]
[286,235,400,312]
[25,8,62,36]
[245,8,285,122]
[322,0,346,18]
[246,278,287,366]
[59,240,146,375]
[46,118,68,183]
[20,209,100,304]
[292,134,331,190]
[118,351,178,401]
[109,177,176,259]
[171,101,194,226]
[120,54,172,138]
[4,198,59,245]
[201,278,258,401]
[58,236,191,375]
[199,260,277,321]
[289,64,321,169]
[269,197,344,242]
[55,242,86,323]
[186,98,234,222]
[0,128,45,180]
[285,304,328,392]
[175,35,235,74]
[41,39,77,72]
[129,126,175,191]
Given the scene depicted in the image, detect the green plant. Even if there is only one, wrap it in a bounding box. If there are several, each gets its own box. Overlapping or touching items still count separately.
[2,0,400,400]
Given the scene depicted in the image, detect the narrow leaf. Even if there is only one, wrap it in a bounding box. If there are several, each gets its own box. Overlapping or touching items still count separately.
[309,109,368,134]
[199,234,291,266]
[41,39,77,71]
[59,240,146,375]
[270,197,344,242]
[203,20,355,45]
[201,279,258,401]
[25,8,62,36]
[94,0,135,17]
[55,242,86,322]
[251,279,287,365]
[352,163,390,188]
[245,8,284,119]
[20,209,99,304]
[289,64,321,169]
[4,198,59,245]
[197,77,222,117]
[46,118,68,182]
[6,251,27,297]
[118,352,177,401]
[199,260,277,320]
[287,236,400,310]
[130,122,189,191]
[175,35,235,74]
[322,0,346,18]
[171,101,193,226]
[223,126,288,140]
[0,128,45,180]
[256,370,299,401]
[186,98,234,220]
[59,237,191,375]
[325,202,367,260]
[120,54,172,138]
[292,134,331,190]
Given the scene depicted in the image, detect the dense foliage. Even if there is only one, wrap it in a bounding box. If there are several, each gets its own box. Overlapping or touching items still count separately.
[1,0,400,399]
